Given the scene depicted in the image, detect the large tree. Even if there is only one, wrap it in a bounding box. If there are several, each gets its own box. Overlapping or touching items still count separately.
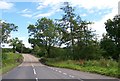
[0,21,18,43]
[104,15,120,59]
[58,2,96,59]
[59,2,76,55]
[28,17,59,57]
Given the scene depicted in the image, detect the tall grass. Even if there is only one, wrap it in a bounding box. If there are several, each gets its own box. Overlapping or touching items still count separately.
[42,58,119,78]
[1,52,23,75]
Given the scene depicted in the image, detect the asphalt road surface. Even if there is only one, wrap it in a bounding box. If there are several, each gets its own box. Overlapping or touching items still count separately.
[2,54,119,81]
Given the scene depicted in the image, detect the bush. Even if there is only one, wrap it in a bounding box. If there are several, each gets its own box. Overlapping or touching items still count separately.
[2,48,13,53]
[2,52,23,67]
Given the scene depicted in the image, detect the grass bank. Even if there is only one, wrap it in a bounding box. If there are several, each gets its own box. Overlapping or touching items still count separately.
[41,58,119,78]
[0,52,23,75]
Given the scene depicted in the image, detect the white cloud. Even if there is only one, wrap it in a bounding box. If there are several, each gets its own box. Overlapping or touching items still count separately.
[21,14,32,18]
[34,11,54,18]
[91,7,118,38]
[69,0,118,10]
[0,1,14,9]
[19,9,32,18]
[35,0,119,38]
[34,0,62,18]
[37,0,119,10]
[88,9,96,14]
[37,3,48,10]
[21,9,31,13]
[81,13,87,17]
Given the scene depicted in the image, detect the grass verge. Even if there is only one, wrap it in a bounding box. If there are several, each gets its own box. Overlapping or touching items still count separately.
[40,58,119,78]
[0,52,23,75]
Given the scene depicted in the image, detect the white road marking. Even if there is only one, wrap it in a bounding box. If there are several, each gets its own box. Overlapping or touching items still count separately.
[69,75,74,78]
[55,70,58,71]
[59,71,62,73]
[36,78,38,81]
[51,68,55,70]
[32,64,34,68]
[33,68,37,74]
[63,73,67,75]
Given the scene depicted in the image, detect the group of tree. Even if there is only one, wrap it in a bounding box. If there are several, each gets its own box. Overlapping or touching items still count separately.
[1,2,120,60]
[9,37,31,53]
[27,2,103,60]
[28,2,120,60]
[1,20,31,53]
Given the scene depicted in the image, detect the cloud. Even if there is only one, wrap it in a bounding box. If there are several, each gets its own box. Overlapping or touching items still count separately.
[34,6,59,18]
[0,1,14,10]
[21,14,32,18]
[36,3,48,10]
[91,7,118,38]
[34,12,53,18]
[21,9,31,13]
[19,9,32,18]
[34,0,119,38]
[81,13,87,17]
[69,0,118,10]
[36,0,119,10]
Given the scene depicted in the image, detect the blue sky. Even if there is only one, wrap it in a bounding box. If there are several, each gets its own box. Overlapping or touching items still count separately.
[0,0,119,48]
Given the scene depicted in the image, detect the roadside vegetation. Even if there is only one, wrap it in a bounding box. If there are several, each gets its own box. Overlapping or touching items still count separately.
[41,58,118,77]
[27,2,120,78]
[0,52,23,75]
[0,20,25,75]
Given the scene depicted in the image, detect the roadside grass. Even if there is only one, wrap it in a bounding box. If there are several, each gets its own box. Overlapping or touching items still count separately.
[0,52,23,75]
[41,58,119,78]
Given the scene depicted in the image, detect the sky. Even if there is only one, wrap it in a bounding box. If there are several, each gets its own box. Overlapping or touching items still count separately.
[0,0,119,48]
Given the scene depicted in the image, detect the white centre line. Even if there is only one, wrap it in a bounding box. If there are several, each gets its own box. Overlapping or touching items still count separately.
[69,75,74,78]
[33,68,37,74]
[59,71,62,73]
[32,64,34,68]
[36,78,38,81]
[63,73,67,75]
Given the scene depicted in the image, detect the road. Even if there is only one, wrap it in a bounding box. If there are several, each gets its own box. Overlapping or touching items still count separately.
[2,54,119,81]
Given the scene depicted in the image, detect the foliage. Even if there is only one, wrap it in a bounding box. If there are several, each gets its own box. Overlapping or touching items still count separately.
[9,37,23,53]
[28,18,60,57]
[42,58,118,77]
[2,48,13,53]
[8,37,31,53]
[100,34,117,59]
[26,2,119,77]
[101,15,120,60]
[1,52,23,74]
[1,21,18,43]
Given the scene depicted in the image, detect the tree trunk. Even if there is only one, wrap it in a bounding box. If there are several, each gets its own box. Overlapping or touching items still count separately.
[13,45,16,53]
[47,46,51,57]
